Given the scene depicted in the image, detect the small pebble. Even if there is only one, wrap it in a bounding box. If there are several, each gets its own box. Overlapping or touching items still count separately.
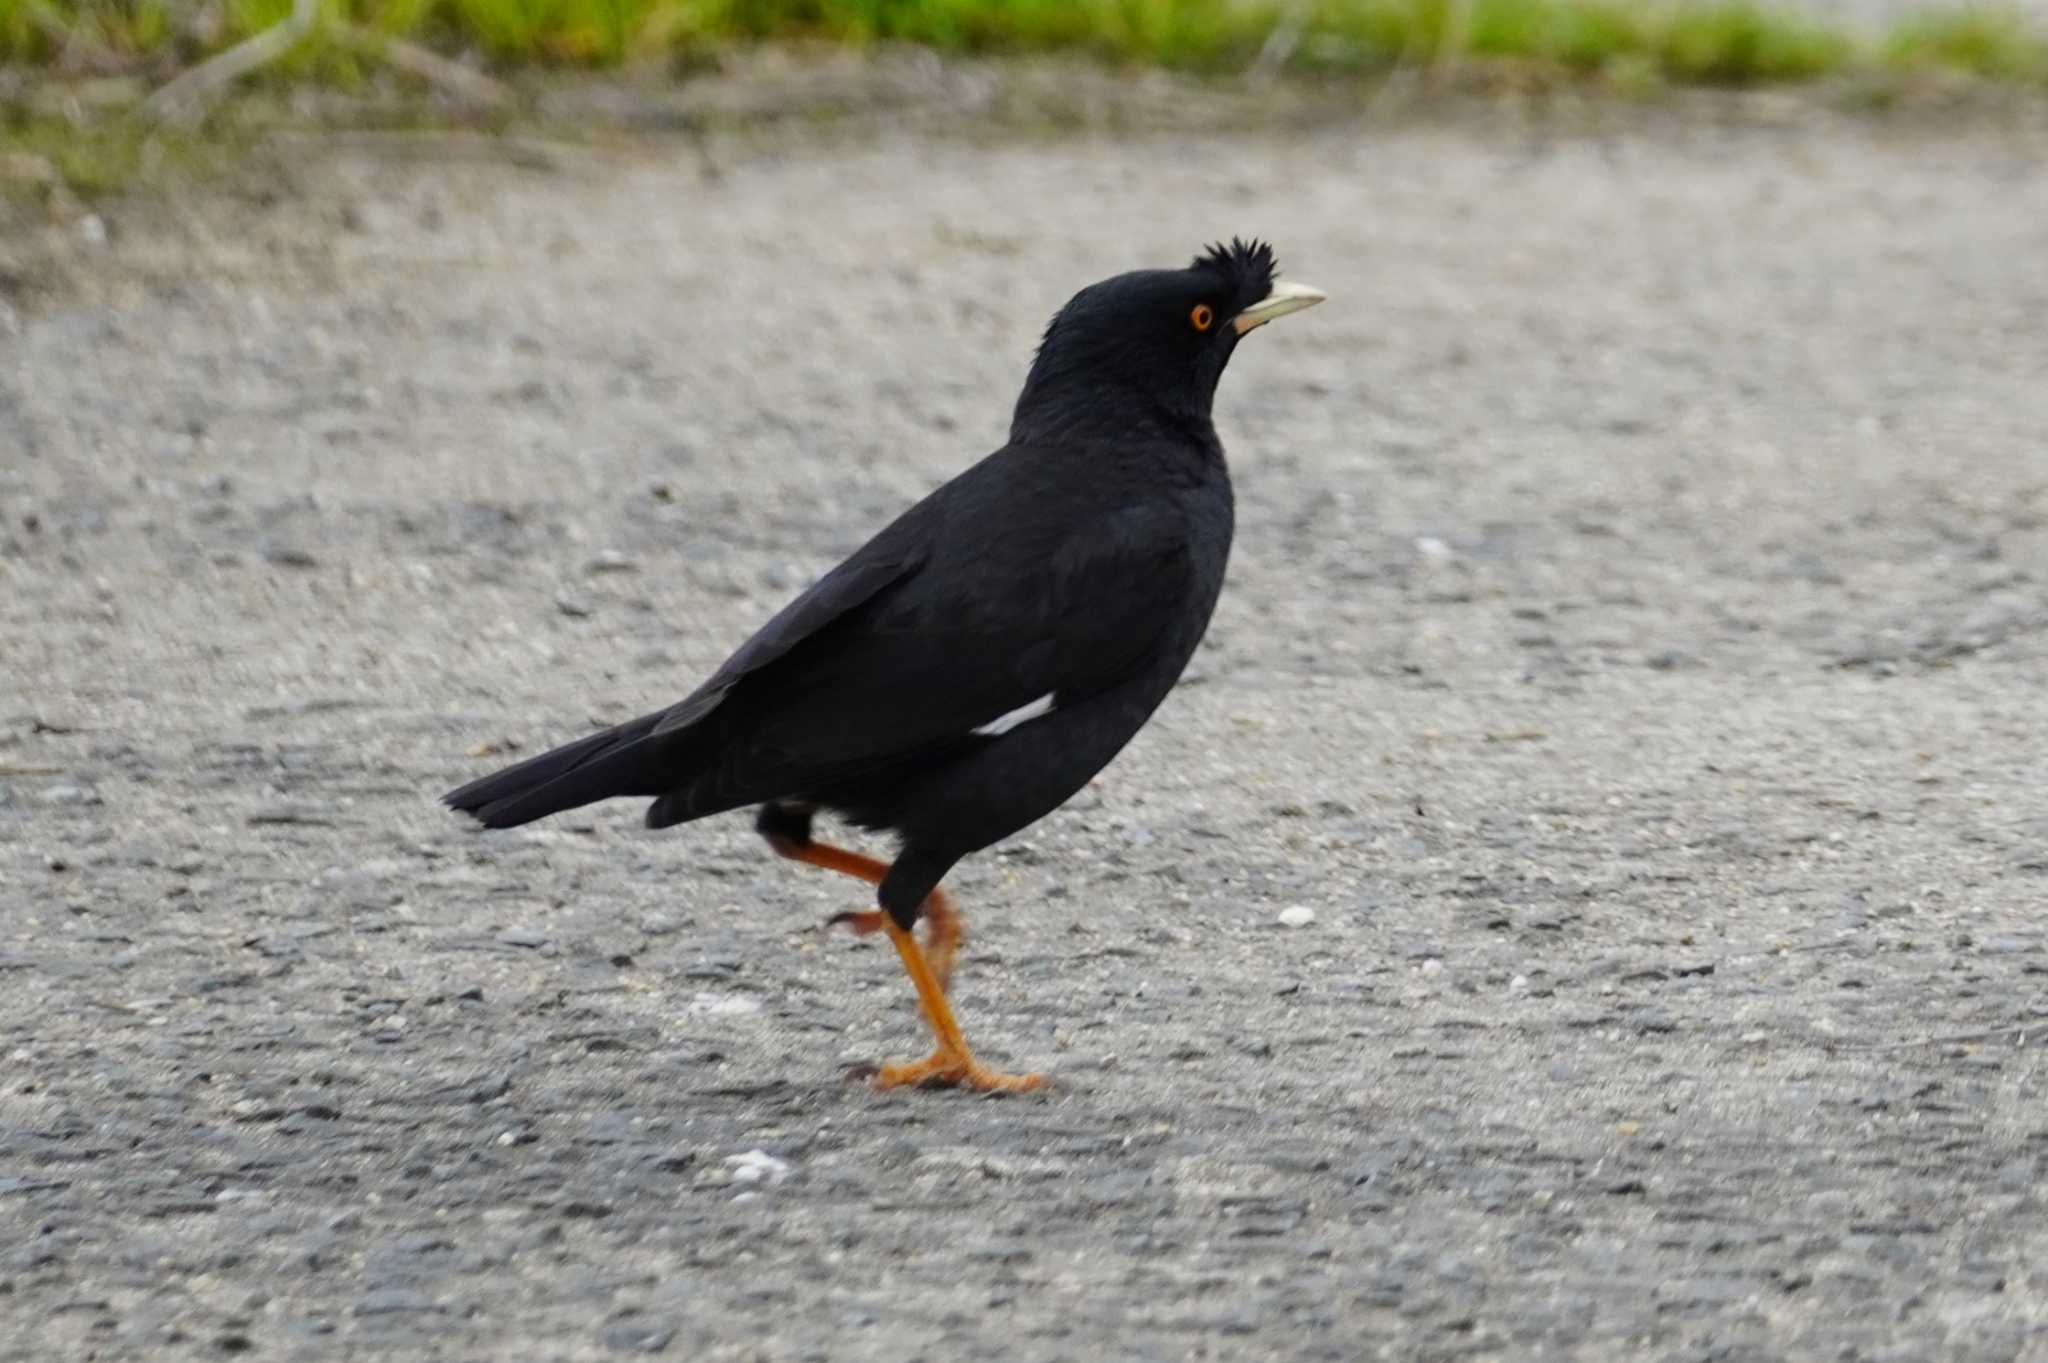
[1277,905,1316,928]
[726,1149,791,1187]
[688,992,761,1017]
[603,1323,675,1354]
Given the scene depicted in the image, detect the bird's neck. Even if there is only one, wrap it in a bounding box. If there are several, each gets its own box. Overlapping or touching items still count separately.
[1009,376,1221,456]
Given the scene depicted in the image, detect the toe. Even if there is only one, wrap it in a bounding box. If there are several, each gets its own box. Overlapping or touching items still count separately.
[963,1065,1046,1094]
[871,1051,1045,1093]
[873,1054,952,1088]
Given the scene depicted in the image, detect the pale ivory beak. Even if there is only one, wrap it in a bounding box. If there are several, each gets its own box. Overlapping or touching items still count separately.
[1233,279,1328,334]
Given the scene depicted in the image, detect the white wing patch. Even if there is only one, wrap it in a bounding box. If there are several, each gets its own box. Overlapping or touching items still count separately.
[972,693,1057,738]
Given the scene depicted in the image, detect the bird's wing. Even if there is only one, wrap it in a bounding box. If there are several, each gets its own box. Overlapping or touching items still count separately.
[443,547,928,830]
[726,494,1197,774]
[650,551,926,738]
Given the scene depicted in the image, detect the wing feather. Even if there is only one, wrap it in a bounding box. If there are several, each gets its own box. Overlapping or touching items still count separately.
[706,493,1194,790]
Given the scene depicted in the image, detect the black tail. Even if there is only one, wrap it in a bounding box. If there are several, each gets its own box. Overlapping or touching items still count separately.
[444,711,678,829]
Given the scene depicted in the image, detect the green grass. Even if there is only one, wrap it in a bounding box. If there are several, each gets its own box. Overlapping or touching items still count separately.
[6,1,2043,204]
[1886,6,2048,81]
[2,0,2047,90]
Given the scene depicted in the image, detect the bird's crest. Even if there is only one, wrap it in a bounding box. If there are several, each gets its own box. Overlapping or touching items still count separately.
[1191,237,1278,307]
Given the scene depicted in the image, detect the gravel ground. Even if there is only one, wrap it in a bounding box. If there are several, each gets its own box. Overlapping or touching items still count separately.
[4,94,2048,1362]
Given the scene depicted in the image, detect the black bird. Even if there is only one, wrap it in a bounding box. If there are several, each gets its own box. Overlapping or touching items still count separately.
[445,240,1324,1091]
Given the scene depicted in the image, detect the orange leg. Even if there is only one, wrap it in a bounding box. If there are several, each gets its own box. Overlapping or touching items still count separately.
[767,837,962,988]
[871,918,1042,1093]
[765,835,1039,1093]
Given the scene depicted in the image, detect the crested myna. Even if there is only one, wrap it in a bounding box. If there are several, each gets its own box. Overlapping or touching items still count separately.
[446,239,1325,1091]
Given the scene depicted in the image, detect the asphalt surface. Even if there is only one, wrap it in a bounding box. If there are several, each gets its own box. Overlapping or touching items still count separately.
[4,95,2048,1361]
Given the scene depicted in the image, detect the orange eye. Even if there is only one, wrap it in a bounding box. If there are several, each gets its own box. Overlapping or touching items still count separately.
[1190,303,1215,332]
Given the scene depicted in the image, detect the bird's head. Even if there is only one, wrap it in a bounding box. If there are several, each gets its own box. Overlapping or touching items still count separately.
[1011,238,1325,445]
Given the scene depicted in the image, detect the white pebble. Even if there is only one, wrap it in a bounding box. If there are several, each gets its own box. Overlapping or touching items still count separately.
[688,992,762,1017]
[725,1149,791,1187]
[1277,905,1317,928]
[1420,958,1444,976]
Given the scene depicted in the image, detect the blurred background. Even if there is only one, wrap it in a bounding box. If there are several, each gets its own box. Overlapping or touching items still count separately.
[6,0,2048,162]
[4,0,2048,213]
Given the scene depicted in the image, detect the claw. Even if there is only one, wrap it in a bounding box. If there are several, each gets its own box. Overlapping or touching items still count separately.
[824,906,957,992]
[826,909,888,937]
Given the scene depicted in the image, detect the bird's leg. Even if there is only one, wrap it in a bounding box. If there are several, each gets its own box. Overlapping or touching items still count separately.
[766,835,964,988]
[829,892,961,993]
[873,916,1043,1094]
[758,817,1033,1092]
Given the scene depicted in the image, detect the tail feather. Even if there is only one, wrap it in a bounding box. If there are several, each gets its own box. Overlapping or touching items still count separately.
[445,711,677,829]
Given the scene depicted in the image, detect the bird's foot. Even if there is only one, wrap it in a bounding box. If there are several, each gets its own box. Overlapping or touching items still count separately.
[872,1045,1045,1093]
[826,908,888,937]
